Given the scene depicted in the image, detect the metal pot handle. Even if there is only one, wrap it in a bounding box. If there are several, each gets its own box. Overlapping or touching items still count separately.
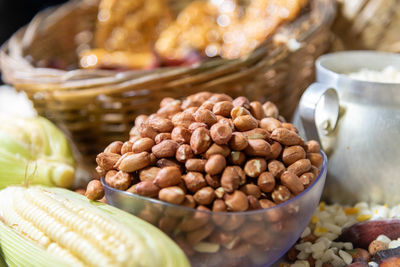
[298,83,340,143]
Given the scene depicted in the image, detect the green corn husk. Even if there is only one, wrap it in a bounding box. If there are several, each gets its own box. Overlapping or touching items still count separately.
[0,186,190,267]
[0,115,75,188]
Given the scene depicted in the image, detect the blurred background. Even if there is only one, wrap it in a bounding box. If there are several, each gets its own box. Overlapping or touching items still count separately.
[0,0,66,45]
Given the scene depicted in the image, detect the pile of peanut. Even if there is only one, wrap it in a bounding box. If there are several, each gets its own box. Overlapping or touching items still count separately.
[86,92,323,213]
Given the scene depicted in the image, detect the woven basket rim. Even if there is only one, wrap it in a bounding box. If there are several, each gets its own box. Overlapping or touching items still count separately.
[0,0,337,98]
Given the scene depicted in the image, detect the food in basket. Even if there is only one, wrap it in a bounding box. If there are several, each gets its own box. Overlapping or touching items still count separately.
[0,115,75,189]
[80,0,172,69]
[86,92,323,212]
[0,186,189,267]
[81,0,309,69]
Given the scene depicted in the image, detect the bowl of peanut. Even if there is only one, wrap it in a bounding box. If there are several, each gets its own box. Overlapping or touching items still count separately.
[87,92,328,267]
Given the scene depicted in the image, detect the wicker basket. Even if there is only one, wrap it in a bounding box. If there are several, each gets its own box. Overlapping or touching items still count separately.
[332,0,400,52]
[0,0,336,169]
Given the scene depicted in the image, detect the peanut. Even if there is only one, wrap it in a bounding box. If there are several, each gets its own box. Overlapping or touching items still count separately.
[155,133,171,144]
[132,138,155,153]
[156,158,181,169]
[244,158,267,178]
[137,122,158,139]
[188,122,208,133]
[209,93,232,103]
[221,167,240,193]
[121,141,133,155]
[96,152,121,171]
[242,128,269,140]
[240,184,261,198]
[306,140,320,153]
[105,170,132,190]
[368,240,388,255]
[160,97,177,107]
[257,172,275,193]
[271,185,291,204]
[210,123,232,145]
[299,172,314,187]
[85,180,104,200]
[139,167,160,182]
[268,160,286,179]
[157,102,181,118]
[215,187,225,199]
[232,96,250,109]
[176,144,194,162]
[152,140,179,158]
[233,115,258,131]
[213,101,233,117]
[225,190,249,212]
[135,114,149,127]
[194,108,217,126]
[282,122,298,133]
[183,172,207,193]
[287,159,312,176]
[249,101,265,120]
[158,186,185,204]
[190,127,212,154]
[229,132,248,151]
[260,118,282,132]
[148,116,174,132]
[259,199,282,222]
[171,126,191,144]
[217,117,235,131]
[205,154,226,175]
[186,224,215,246]
[270,128,303,146]
[204,143,230,158]
[181,194,196,209]
[136,181,160,198]
[282,145,306,166]
[179,205,210,231]
[233,166,246,185]
[116,152,151,172]
[228,151,246,166]
[199,101,214,111]
[95,166,106,177]
[244,139,271,157]
[153,166,182,188]
[281,171,304,195]
[205,174,221,188]
[172,111,194,128]
[104,141,123,154]
[262,101,279,118]
[185,159,206,172]
[269,141,283,160]
[193,187,215,205]
[307,152,323,168]
[230,106,250,120]
[248,195,261,210]
[212,199,227,212]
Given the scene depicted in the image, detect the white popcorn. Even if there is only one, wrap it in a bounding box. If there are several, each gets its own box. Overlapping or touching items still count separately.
[388,240,400,249]
[338,250,352,265]
[377,234,391,244]
[368,262,379,267]
[301,227,311,238]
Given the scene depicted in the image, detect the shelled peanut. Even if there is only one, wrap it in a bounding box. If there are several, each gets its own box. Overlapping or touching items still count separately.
[87,91,323,210]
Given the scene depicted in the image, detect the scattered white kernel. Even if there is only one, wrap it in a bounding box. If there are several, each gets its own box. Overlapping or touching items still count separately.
[339,250,352,265]
[301,227,311,238]
[376,234,391,244]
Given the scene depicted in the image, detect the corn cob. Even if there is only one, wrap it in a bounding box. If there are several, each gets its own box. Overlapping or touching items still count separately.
[0,186,190,267]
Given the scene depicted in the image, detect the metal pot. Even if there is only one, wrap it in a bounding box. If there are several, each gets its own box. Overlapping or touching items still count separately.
[295,51,400,205]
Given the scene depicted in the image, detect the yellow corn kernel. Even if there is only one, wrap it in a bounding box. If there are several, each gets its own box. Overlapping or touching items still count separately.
[344,207,359,215]
[384,204,389,208]
[311,215,319,224]
[357,214,372,222]
[314,226,328,236]
[319,202,326,211]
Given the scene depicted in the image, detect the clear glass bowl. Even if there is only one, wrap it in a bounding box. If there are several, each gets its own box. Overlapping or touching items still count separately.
[103,151,327,267]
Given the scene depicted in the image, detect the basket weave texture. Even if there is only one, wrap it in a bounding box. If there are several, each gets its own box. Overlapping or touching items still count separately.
[332,0,400,52]
[0,0,336,168]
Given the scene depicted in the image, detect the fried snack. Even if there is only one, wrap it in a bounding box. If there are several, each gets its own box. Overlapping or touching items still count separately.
[155,0,240,62]
[81,0,172,69]
[221,0,309,59]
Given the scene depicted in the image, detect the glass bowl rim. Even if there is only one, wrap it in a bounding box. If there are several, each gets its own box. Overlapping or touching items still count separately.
[102,150,327,216]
